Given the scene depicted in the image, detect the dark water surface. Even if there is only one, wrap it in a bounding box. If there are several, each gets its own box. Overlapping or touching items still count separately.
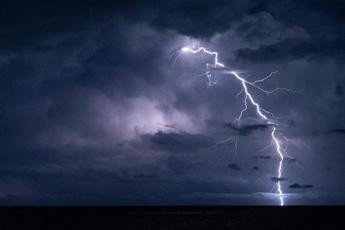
[0,206,344,229]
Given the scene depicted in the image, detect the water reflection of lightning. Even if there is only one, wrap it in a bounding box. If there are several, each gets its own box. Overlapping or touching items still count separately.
[179,45,296,206]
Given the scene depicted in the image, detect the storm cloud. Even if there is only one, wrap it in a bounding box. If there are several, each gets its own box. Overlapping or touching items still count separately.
[0,0,345,205]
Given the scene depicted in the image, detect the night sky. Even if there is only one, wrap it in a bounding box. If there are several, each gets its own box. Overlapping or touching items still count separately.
[1,0,345,205]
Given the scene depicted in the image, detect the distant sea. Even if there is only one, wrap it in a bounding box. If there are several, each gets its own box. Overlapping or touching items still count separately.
[0,206,344,229]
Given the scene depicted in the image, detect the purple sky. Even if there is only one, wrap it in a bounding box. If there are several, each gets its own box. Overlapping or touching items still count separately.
[0,0,345,205]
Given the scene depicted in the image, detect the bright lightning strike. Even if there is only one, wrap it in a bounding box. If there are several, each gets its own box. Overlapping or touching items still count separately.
[179,45,297,206]
[181,46,225,68]
[231,71,268,121]
[272,127,285,206]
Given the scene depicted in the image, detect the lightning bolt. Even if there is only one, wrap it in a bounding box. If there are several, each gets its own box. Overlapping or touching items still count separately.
[272,127,285,206]
[179,45,296,206]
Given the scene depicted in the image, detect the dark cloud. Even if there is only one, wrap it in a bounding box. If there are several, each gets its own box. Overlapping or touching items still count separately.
[329,129,345,134]
[148,0,260,38]
[1,0,125,49]
[252,166,260,171]
[289,183,314,189]
[252,155,272,160]
[235,38,345,62]
[145,131,214,154]
[0,0,260,47]
[270,177,287,182]
[228,163,242,171]
[223,122,272,136]
[242,0,345,61]
[283,157,297,163]
[335,84,344,97]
